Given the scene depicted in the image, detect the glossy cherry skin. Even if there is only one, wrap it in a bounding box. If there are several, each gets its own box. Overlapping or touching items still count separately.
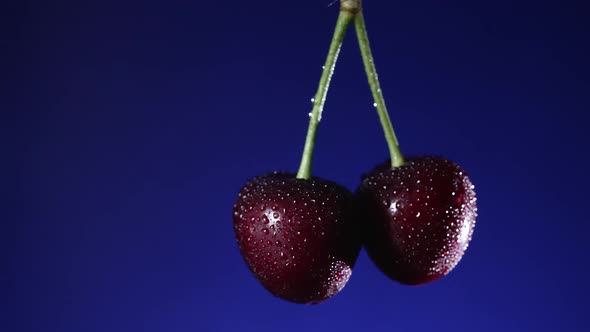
[233,172,361,303]
[356,156,477,285]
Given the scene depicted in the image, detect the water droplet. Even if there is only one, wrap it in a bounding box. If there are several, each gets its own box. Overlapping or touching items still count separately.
[373,102,377,107]
[389,200,399,214]
[262,215,269,224]
[272,212,279,219]
[262,228,269,235]
[311,97,315,103]
[325,261,352,298]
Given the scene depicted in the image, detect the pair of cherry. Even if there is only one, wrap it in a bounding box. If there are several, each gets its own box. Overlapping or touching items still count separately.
[232,1,477,304]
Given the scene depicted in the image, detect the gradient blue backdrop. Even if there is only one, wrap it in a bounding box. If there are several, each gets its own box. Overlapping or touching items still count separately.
[11,0,589,331]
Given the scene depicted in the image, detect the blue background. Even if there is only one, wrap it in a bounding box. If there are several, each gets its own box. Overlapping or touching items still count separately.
[10,0,589,331]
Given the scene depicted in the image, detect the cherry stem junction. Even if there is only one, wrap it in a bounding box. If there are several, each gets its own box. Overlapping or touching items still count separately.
[354,9,405,168]
[296,4,356,180]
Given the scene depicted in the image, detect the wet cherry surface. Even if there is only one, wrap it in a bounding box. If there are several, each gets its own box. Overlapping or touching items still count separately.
[233,172,361,303]
[356,156,477,285]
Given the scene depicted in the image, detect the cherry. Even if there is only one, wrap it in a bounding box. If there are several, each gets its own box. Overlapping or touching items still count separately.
[351,4,478,285]
[356,157,477,285]
[233,172,360,303]
[232,3,361,303]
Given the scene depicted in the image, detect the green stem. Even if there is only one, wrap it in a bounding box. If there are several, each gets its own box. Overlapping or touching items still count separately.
[296,7,356,179]
[354,10,405,168]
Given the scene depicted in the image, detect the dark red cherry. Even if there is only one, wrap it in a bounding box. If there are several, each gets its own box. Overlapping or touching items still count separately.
[233,172,361,303]
[356,156,477,285]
